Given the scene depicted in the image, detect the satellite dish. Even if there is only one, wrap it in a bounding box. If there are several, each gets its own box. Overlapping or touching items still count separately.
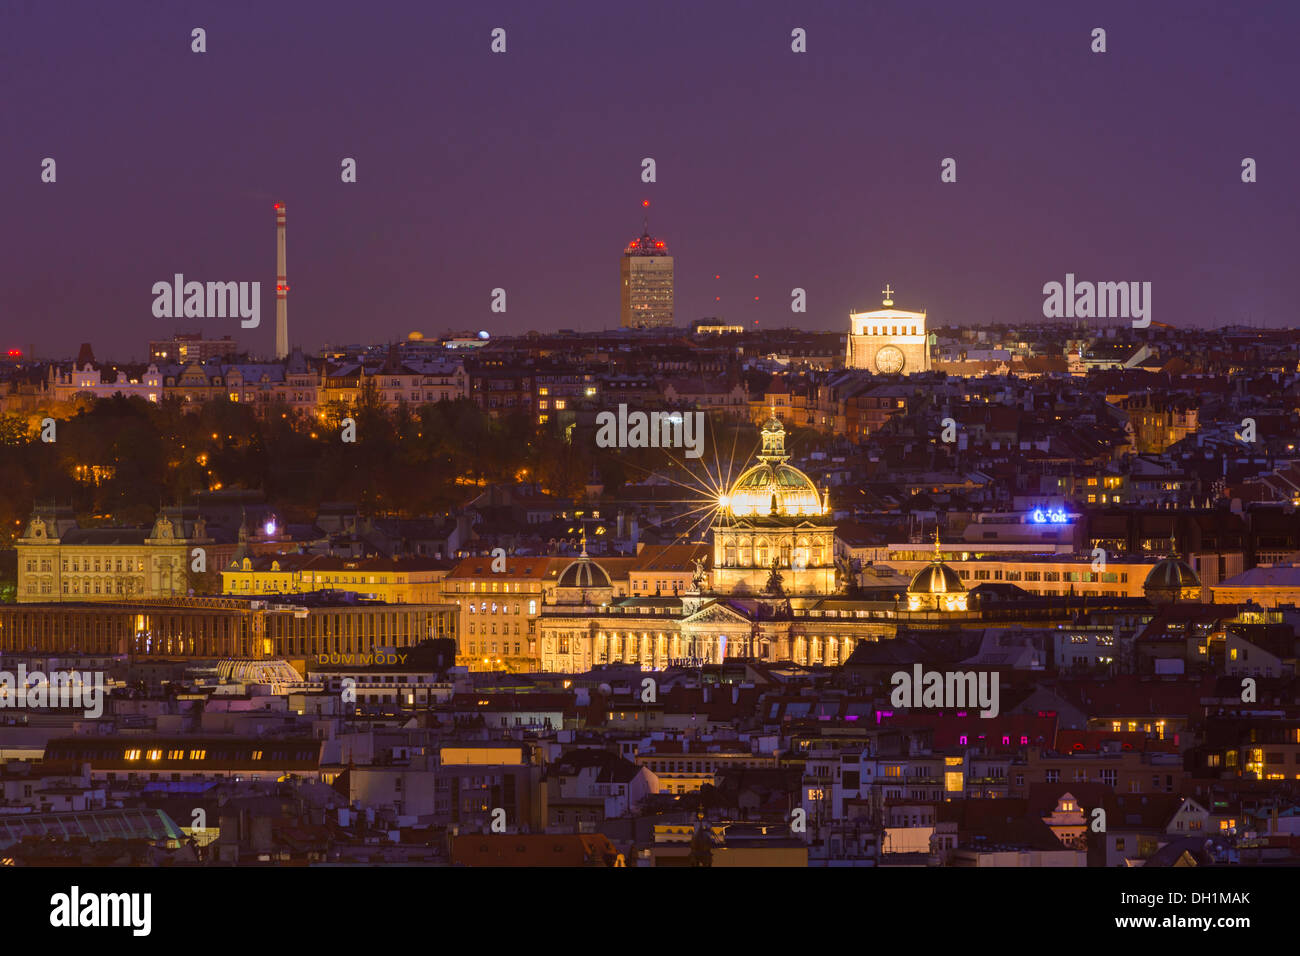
[598,683,612,695]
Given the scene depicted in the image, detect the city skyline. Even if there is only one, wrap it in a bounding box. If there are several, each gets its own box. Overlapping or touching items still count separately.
[7,0,1300,911]
[3,0,1298,357]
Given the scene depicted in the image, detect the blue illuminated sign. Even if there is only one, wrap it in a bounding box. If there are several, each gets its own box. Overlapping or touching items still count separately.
[1031,508,1070,524]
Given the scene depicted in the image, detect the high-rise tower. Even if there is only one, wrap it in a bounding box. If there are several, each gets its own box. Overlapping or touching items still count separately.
[620,206,674,329]
[274,203,288,359]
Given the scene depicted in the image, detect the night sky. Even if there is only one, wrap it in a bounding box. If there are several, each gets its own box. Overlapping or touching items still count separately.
[2,0,1297,359]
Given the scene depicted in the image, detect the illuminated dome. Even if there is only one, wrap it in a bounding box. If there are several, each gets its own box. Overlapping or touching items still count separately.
[408,331,425,341]
[723,416,825,518]
[555,534,613,596]
[906,532,969,612]
[557,555,611,590]
[908,563,965,596]
[1144,556,1201,603]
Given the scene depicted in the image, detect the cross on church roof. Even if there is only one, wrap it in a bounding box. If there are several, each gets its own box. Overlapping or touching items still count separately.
[882,284,895,307]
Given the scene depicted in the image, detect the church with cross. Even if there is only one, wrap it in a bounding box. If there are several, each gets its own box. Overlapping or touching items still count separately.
[845,284,932,375]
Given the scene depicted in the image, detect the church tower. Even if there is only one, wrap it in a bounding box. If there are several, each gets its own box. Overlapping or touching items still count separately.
[845,284,931,374]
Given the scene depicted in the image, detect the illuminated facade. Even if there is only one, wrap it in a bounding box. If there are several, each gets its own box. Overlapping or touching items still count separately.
[845,285,931,375]
[1211,565,1300,608]
[0,596,454,661]
[444,555,574,670]
[48,363,163,404]
[16,510,222,604]
[713,415,836,596]
[537,590,878,672]
[620,225,674,329]
[535,419,1179,673]
[882,551,1170,600]
[538,414,873,671]
[222,555,448,604]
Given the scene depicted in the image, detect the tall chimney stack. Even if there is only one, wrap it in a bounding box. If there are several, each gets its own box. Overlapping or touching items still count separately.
[275,203,288,359]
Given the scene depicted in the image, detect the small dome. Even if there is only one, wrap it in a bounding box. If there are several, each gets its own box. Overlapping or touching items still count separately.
[1144,557,1200,591]
[908,562,966,595]
[558,557,611,590]
[407,331,425,341]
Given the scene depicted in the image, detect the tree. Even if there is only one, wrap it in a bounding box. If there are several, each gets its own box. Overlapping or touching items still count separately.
[0,413,28,445]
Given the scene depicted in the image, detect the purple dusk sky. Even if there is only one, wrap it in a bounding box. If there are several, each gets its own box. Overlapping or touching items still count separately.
[1,0,1297,360]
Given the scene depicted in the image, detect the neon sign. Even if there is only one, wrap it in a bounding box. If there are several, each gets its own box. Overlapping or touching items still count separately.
[1030,508,1070,524]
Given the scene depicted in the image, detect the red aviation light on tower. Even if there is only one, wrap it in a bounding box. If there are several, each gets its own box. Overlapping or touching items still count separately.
[642,199,650,208]
[5,349,21,358]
